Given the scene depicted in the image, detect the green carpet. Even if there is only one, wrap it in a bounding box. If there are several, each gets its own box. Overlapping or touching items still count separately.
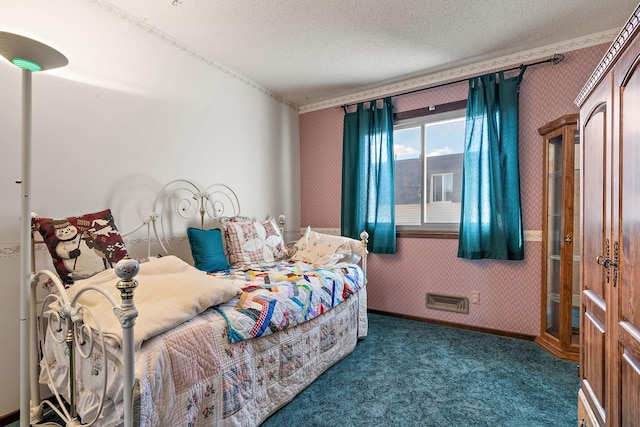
[261,313,579,427]
[18,313,578,426]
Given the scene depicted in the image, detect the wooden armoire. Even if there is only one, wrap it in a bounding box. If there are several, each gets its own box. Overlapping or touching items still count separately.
[575,4,640,426]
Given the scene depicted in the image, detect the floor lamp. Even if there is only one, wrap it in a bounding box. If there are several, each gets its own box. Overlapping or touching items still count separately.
[0,31,67,426]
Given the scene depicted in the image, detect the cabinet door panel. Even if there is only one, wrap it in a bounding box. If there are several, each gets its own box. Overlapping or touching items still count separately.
[620,52,640,335]
[620,327,640,427]
[582,101,607,302]
[581,83,609,425]
[618,47,640,427]
[583,296,606,420]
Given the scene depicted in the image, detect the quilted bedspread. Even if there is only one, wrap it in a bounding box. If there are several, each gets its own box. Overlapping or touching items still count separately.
[39,259,367,426]
[211,261,364,343]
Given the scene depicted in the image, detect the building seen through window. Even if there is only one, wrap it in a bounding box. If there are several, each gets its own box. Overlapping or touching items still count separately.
[393,108,465,231]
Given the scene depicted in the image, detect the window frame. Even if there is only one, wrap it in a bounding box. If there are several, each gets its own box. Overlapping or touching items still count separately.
[430,172,454,203]
[393,100,467,239]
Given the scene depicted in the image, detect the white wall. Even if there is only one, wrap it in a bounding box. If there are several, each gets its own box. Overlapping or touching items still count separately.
[0,0,301,416]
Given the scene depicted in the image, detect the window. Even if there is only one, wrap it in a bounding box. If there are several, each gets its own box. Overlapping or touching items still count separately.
[431,173,453,202]
[393,106,465,233]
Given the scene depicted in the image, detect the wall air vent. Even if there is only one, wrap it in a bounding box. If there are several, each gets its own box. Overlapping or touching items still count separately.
[426,293,469,314]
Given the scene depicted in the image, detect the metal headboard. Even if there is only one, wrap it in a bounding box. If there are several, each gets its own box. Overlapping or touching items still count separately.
[148,179,241,255]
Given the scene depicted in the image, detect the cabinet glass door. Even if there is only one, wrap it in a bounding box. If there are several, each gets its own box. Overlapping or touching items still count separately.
[571,130,580,345]
[546,135,563,338]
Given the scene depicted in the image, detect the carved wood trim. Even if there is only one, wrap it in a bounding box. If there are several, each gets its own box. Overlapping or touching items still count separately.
[575,4,640,106]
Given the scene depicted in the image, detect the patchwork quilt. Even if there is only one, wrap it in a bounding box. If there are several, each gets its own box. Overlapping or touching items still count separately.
[211,261,365,343]
[40,260,367,427]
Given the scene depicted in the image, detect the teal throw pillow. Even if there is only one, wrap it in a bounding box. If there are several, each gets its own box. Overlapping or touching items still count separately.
[187,227,230,273]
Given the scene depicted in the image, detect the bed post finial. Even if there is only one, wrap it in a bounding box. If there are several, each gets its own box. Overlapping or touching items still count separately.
[114,256,140,427]
[278,214,286,239]
[115,256,140,299]
[359,230,369,279]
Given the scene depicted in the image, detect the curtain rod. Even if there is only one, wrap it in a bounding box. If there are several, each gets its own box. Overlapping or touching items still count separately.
[341,53,565,111]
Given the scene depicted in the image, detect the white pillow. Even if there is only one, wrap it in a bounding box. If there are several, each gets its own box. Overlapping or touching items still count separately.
[291,227,362,266]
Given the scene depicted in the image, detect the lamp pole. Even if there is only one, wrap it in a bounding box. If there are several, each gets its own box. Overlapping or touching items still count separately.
[19,66,33,427]
[0,31,67,426]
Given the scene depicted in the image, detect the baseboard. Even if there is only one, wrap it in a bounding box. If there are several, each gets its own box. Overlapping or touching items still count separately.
[0,410,18,426]
[367,309,537,341]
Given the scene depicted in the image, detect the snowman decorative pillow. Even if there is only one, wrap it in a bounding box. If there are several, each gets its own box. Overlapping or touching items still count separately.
[33,209,129,285]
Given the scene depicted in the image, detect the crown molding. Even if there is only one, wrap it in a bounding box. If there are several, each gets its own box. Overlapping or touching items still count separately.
[299,30,618,114]
[575,5,640,106]
[80,1,623,114]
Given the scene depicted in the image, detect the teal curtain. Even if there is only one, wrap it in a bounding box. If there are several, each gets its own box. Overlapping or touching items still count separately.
[341,97,396,254]
[457,72,524,260]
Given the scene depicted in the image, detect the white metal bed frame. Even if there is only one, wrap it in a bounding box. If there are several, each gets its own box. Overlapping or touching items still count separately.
[26,179,368,427]
[28,179,242,426]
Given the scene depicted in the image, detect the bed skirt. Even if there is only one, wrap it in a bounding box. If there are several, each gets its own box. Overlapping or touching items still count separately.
[41,286,367,426]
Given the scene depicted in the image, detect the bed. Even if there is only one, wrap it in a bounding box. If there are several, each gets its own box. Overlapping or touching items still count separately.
[26,180,368,427]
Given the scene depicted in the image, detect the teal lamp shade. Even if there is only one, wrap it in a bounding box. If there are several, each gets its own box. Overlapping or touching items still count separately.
[11,58,43,71]
[0,31,68,71]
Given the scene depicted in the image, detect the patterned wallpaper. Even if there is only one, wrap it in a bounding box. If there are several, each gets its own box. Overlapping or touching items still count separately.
[299,43,608,336]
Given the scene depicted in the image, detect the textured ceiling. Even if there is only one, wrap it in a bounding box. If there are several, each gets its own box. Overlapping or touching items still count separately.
[99,0,639,109]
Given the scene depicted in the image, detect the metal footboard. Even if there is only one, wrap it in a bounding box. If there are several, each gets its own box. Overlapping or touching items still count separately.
[31,257,139,427]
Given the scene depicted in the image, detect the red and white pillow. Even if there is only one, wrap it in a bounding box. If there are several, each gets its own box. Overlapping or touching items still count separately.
[33,209,128,285]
